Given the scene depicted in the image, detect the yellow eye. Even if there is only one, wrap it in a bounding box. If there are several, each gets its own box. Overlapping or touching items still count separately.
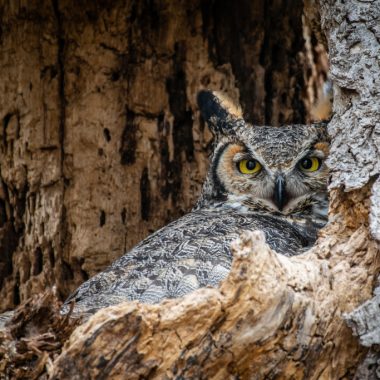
[238,159,262,174]
[299,157,321,172]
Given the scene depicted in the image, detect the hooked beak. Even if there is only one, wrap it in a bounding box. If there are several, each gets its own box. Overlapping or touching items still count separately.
[274,174,287,211]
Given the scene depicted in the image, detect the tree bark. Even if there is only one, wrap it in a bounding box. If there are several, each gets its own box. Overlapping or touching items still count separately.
[49,0,379,378]
[311,0,380,376]
[2,0,377,379]
[0,0,313,312]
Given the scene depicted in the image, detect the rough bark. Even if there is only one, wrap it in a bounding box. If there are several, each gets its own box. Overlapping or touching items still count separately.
[345,279,380,348]
[345,278,380,379]
[0,0,313,312]
[48,0,379,378]
[314,0,380,377]
[2,0,378,379]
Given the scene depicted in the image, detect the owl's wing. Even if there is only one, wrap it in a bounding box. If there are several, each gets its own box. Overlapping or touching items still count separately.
[61,210,241,316]
[61,209,310,316]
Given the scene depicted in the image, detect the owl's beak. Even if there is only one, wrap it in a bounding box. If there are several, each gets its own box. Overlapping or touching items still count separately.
[274,174,287,211]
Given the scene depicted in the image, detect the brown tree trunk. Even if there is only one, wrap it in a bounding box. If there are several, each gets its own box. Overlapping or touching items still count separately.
[5,1,376,379]
[23,0,380,378]
[0,0,314,311]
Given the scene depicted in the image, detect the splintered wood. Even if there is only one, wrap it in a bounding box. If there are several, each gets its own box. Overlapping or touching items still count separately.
[50,216,378,379]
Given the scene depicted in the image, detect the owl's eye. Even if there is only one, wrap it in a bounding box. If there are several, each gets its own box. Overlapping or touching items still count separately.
[238,159,262,174]
[299,157,321,172]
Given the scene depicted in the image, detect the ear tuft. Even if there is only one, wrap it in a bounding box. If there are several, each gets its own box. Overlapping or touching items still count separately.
[197,90,242,135]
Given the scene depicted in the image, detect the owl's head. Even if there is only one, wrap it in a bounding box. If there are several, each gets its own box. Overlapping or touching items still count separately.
[197,91,329,218]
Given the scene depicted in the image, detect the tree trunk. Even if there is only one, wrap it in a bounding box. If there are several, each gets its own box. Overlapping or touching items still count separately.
[3,0,378,379]
[0,0,314,312]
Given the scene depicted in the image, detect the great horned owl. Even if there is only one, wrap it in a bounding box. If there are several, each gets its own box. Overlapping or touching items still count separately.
[62,91,329,316]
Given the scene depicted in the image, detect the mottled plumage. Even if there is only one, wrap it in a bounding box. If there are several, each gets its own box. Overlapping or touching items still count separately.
[62,91,329,316]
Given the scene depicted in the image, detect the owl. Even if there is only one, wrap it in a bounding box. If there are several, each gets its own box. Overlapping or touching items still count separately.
[61,91,329,316]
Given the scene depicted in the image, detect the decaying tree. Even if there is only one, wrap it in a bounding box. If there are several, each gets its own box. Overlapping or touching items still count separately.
[0,0,379,379]
[0,0,315,311]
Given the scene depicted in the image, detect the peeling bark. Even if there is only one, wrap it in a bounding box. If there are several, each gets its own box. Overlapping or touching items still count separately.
[345,278,380,347]
[345,278,380,379]
[311,0,380,377]
[316,0,380,215]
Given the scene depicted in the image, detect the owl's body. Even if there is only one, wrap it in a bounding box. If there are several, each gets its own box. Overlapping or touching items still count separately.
[62,91,329,316]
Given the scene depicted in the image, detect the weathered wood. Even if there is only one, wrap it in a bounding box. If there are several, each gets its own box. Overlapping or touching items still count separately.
[51,213,379,378]
[315,0,380,377]
[0,289,79,379]
[0,0,313,312]
[317,0,380,193]
[345,280,380,379]
[48,1,380,378]
[345,279,380,348]
[2,0,379,379]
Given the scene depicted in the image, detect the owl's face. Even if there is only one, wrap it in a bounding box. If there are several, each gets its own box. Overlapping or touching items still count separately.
[197,91,329,217]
